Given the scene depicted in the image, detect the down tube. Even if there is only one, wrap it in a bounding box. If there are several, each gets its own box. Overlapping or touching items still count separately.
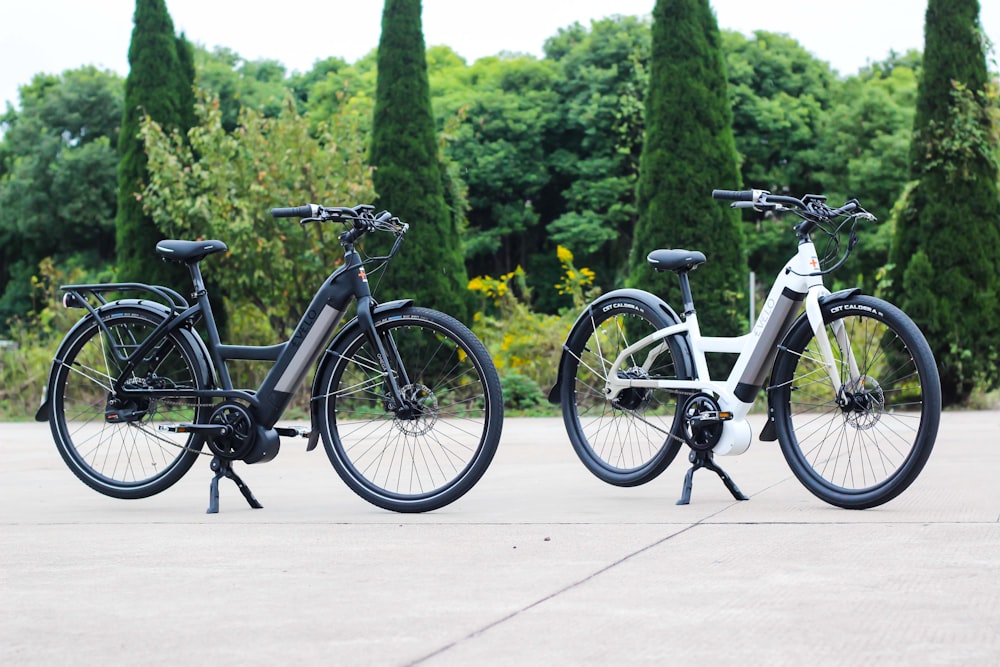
[732,286,805,403]
[254,269,357,427]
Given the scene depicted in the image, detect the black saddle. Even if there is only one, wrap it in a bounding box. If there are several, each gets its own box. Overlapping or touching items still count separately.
[155,240,228,264]
[646,249,707,274]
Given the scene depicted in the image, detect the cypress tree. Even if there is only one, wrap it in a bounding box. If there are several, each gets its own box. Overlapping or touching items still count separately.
[115,0,194,285]
[370,0,469,321]
[628,0,745,336]
[889,0,1000,405]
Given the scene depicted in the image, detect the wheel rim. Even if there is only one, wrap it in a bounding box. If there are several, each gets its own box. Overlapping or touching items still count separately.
[782,314,927,493]
[568,310,682,474]
[325,319,494,500]
[54,316,202,488]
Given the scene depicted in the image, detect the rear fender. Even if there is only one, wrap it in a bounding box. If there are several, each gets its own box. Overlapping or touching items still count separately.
[546,289,691,405]
[35,300,212,422]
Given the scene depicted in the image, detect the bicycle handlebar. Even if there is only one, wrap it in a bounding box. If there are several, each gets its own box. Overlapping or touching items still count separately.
[712,188,871,224]
[270,202,409,258]
[713,186,876,276]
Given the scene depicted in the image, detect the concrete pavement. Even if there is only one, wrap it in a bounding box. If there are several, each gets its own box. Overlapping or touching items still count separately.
[1,413,998,665]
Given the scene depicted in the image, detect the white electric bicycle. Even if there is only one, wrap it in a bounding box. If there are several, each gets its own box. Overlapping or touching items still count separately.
[549,188,941,509]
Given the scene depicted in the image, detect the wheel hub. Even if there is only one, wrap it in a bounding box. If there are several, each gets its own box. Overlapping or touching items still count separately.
[394,383,438,435]
[839,375,884,430]
[612,366,652,411]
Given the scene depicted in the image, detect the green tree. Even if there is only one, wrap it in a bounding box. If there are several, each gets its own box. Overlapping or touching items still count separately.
[0,67,123,322]
[433,54,559,278]
[115,0,195,284]
[723,30,835,197]
[544,16,652,292]
[193,46,292,131]
[369,0,469,320]
[629,0,745,335]
[141,94,375,337]
[741,52,922,297]
[889,0,1000,405]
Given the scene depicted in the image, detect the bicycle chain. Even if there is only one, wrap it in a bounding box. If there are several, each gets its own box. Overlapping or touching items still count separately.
[131,399,218,456]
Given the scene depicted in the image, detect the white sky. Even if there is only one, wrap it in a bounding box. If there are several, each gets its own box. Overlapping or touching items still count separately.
[2,0,999,111]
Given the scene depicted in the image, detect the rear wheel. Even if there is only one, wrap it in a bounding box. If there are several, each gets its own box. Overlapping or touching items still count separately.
[558,297,689,486]
[770,295,940,508]
[48,308,209,498]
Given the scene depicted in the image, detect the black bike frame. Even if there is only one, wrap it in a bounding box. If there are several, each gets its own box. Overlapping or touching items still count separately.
[64,241,394,430]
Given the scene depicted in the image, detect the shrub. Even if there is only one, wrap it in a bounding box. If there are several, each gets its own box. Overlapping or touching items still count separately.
[469,246,598,411]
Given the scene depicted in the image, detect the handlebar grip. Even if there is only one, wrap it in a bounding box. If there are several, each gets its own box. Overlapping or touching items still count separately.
[833,201,859,216]
[271,204,318,219]
[712,189,755,202]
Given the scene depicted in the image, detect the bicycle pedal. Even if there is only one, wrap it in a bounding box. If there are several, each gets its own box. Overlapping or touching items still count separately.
[274,426,311,439]
[688,411,733,425]
[159,423,230,437]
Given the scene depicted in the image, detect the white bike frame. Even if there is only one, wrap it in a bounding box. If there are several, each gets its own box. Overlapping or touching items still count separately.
[601,239,859,455]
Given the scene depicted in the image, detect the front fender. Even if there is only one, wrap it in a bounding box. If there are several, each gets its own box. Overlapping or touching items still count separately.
[305,299,413,450]
[546,289,690,405]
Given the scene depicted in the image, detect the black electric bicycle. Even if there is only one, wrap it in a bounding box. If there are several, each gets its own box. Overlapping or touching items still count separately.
[36,204,503,513]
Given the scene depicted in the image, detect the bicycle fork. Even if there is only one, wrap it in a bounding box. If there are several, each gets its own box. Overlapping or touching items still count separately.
[805,287,860,396]
[356,297,413,416]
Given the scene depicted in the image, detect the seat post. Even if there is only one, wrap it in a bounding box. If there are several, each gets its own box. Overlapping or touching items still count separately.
[186,262,207,299]
[677,271,695,317]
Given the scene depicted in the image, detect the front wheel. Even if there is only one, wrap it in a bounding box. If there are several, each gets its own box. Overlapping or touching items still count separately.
[316,307,503,512]
[769,295,941,509]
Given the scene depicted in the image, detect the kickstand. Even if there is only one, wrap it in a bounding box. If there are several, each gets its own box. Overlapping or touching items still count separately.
[676,449,749,505]
[207,456,263,514]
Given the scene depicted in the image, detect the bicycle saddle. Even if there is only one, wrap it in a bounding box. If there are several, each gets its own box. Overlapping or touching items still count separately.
[646,249,706,273]
[155,240,229,264]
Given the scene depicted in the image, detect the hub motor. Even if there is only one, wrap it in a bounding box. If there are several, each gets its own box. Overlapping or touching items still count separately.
[612,366,653,411]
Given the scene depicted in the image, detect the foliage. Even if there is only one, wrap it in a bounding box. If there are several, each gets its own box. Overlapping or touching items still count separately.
[630,0,746,336]
[543,16,652,289]
[369,0,470,321]
[0,67,123,326]
[468,246,598,410]
[140,93,375,337]
[115,0,195,286]
[723,30,835,198]
[0,259,93,419]
[192,46,291,131]
[433,53,559,278]
[889,0,1000,406]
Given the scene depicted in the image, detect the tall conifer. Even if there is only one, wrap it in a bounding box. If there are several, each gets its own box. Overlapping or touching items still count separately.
[115,0,194,284]
[370,0,469,320]
[628,0,745,336]
[889,0,1000,405]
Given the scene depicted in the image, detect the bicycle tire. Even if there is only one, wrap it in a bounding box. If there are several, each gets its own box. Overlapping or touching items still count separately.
[48,307,210,499]
[769,295,941,509]
[317,306,503,512]
[558,296,688,486]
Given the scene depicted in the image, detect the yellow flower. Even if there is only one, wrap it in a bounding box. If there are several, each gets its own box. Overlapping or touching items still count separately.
[556,245,573,264]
